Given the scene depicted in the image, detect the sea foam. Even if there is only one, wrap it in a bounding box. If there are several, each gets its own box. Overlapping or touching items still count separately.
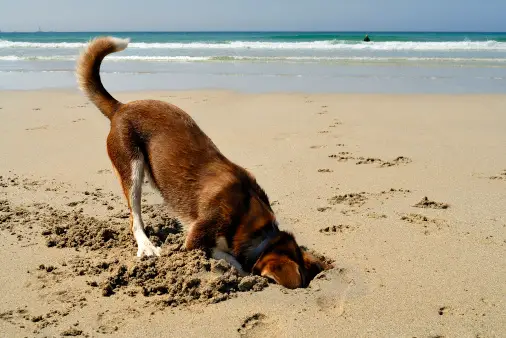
[1,39,506,51]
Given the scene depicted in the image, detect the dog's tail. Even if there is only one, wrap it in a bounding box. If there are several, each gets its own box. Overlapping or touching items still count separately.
[76,36,129,119]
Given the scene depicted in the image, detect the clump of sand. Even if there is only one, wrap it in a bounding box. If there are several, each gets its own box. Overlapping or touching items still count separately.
[99,238,269,306]
[319,224,353,234]
[355,157,382,165]
[489,169,506,180]
[3,200,269,308]
[328,193,368,207]
[328,153,412,167]
[413,197,449,209]
[42,209,129,250]
[3,196,332,314]
[379,156,412,167]
[37,203,269,306]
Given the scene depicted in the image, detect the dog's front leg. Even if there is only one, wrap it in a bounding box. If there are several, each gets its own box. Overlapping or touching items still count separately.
[211,248,248,276]
[185,220,247,275]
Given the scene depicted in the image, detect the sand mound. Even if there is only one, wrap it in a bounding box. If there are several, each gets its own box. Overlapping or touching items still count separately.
[356,157,382,165]
[98,237,268,306]
[489,169,506,180]
[2,196,334,315]
[36,205,268,306]
[319,224,353,234]
[380,156,412,167]
[328,193,368,207]
[413,197,449,209]
[328,153,412,167]
[2,200,269,307]
[42,209,128,250]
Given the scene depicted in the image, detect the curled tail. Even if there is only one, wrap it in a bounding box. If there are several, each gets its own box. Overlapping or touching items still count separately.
[76,36,129,119]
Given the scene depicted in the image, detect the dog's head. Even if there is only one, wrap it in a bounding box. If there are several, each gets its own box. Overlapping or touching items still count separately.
[251,231,331,289]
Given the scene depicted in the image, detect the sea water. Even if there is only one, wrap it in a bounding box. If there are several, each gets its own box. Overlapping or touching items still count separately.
[0,31,505,93]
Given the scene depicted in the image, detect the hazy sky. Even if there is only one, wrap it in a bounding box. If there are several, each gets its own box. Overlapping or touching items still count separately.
[1,0,505,32]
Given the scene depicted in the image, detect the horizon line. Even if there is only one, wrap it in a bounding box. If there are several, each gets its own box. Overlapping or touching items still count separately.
[1,30,506,34]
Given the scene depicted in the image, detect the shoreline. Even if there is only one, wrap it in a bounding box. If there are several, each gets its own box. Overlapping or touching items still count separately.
[3,87,506,96]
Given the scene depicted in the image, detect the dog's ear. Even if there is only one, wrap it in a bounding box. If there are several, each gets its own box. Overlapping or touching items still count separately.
[253,255,302,289]
[302,251,331,283]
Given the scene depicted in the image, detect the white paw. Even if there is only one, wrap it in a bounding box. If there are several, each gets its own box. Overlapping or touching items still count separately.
[136,240,161,257]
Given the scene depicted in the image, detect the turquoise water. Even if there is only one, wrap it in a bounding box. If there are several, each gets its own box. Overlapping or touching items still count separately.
[3,31,506,43]
[1,31,505,92]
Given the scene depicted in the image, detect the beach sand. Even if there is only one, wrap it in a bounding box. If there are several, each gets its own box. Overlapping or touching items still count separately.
[0,90,505,337]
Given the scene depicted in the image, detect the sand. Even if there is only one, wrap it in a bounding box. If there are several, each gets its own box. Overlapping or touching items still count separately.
[0,90,505,337]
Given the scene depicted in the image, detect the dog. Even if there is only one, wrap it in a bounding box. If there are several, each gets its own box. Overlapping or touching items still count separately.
[76,37,329,288]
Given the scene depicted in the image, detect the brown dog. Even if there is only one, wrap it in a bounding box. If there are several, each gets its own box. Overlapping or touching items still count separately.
[76,37,328,288]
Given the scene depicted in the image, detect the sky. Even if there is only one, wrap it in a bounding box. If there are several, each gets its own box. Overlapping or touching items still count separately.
[0,0,505,32]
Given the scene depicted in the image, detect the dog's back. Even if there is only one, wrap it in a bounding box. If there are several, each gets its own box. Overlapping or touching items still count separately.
[77,37,237,220]
[108,99,231,218]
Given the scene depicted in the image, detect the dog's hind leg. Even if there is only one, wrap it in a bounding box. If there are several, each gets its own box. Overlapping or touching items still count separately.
[107,133,161,257]
[128,156,161,257]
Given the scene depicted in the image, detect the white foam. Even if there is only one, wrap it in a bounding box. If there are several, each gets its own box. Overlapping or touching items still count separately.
[2,39,506,51]
[0,55,74,61]
[110,37,130,51]
[110,55,211,61]
[1,55,505,64]
[124,40,506,51]
[0,40,84,48]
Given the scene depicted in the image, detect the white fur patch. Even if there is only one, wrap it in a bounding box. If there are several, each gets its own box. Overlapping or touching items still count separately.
[215,236,230,252]
[212,248,247,276]
[130,157,161,257]
[110,37,130,51]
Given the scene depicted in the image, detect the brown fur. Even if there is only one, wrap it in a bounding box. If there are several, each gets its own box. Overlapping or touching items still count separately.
[76,37,127,118]
[76,36,329,288]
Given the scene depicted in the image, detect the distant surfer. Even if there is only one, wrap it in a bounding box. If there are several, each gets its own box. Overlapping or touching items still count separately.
[363,34,370,42]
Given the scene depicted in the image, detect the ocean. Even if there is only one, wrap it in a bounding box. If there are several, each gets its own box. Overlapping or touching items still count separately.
[1,31,505,93]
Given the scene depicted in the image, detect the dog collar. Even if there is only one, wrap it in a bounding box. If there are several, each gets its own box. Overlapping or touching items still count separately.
[243,222,280,271]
